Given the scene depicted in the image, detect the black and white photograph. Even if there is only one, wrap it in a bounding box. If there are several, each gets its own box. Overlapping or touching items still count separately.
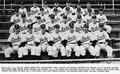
[0,0,120,73]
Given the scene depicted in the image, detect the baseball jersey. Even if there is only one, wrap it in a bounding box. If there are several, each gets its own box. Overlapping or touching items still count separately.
[97,14,108,23]
[78,32,95,44]
[18,21,29,34]
[52,32,61,45]
[74,22,84,33]
[89,22,99,34]
[26,15,36,23]
[60,21,70,33]
[19,8,27,14]
[33,23,41,34]
[8,33,21,46]
[47,17,61,33]
[84,14,93,23]
[43,7,52,14]
[30,7,40,14]
[10,14,21,23]
[94,30,110,42]
[26,33,35,45]
[9,25,15,33]
[65,31,78,44]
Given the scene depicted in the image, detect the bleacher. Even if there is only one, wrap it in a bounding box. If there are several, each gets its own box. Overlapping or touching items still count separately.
[0,0,120,62]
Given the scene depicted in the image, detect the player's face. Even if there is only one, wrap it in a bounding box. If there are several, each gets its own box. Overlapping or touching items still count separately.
[99,27,104,32]
[99,11,103,15]
[27,12,31,16]
[77,5,81,8]
[20,5,24,9]
[63,19,67,24]
[77,19,82,23]
[15,12,19,16]
[66,3,70,7]
[33,3,37,7]
[54,3,59,7]
[15,29,19,34]
[87,3,91,8]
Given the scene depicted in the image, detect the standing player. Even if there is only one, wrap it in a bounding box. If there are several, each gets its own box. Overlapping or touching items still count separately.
[97,8,112,33]
[30,1,40,15]
[75,2,85,16]
[74,24,96,57]
[84,2,95,15]
[52,2,63,16]
[19,2,27,14]
[94,23,113,58]
[5,25,24,59]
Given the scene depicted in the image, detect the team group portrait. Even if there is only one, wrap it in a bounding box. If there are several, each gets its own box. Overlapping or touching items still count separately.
[0,0,120,63]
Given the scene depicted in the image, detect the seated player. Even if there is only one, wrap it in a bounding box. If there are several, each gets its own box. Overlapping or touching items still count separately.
[74,24,96,57]
[94,23,113,58]
[5,25,24,59]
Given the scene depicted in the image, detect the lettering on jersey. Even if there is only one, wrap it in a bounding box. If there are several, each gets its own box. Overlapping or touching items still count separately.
[61,26,69,32]
[26,35,34,42]
[53,36,61,43]
[91,26,99,32]
[11,36,21,44]
[34,26,41,33]
[20,26,28,32]
[40,37,47,44]
[97,34,105,41]
[67,35,76,43]
[75,26,83,33]
[81,36,90,42]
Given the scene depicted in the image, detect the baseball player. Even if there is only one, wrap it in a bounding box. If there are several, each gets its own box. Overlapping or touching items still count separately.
[18,13,29,34]
[84,2,95,15]
[47,14,61,34]
[30,1,40,15]
[74,14,85,33]
[5,25,25,59]
[89,15,99,34]
[52,2,63,16]
[20,24,36,59]
[94,23,113,58]
[75,2,85,16]
[26,8,36,23]
[96,8,112,33]
[84,8,94,24]
[74,24,96,57]
[60,15,73,33]
[35,24,51,56]
[19,2,27,14]
[63,1,74,16]
[10,9,21,24]
[47,24,61,58]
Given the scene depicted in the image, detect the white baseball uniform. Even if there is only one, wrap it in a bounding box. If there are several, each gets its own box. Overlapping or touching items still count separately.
[89,22,99,34]
[74,21,84,33]
[94,30,113,57]
[19,8,27,14]
[74,31,96,56]
[5,33,24,58]
[10,14,21,24]
[30,6,40,15]
[84,8,95,15]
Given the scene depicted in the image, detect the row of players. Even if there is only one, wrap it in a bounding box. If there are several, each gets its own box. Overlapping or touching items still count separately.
[5,15,113,59]
[10,2,111,34]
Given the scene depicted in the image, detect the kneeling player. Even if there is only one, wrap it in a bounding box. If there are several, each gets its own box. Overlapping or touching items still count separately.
[5,25,23,59]
[74,24,96,57]
[94,23,113,58]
